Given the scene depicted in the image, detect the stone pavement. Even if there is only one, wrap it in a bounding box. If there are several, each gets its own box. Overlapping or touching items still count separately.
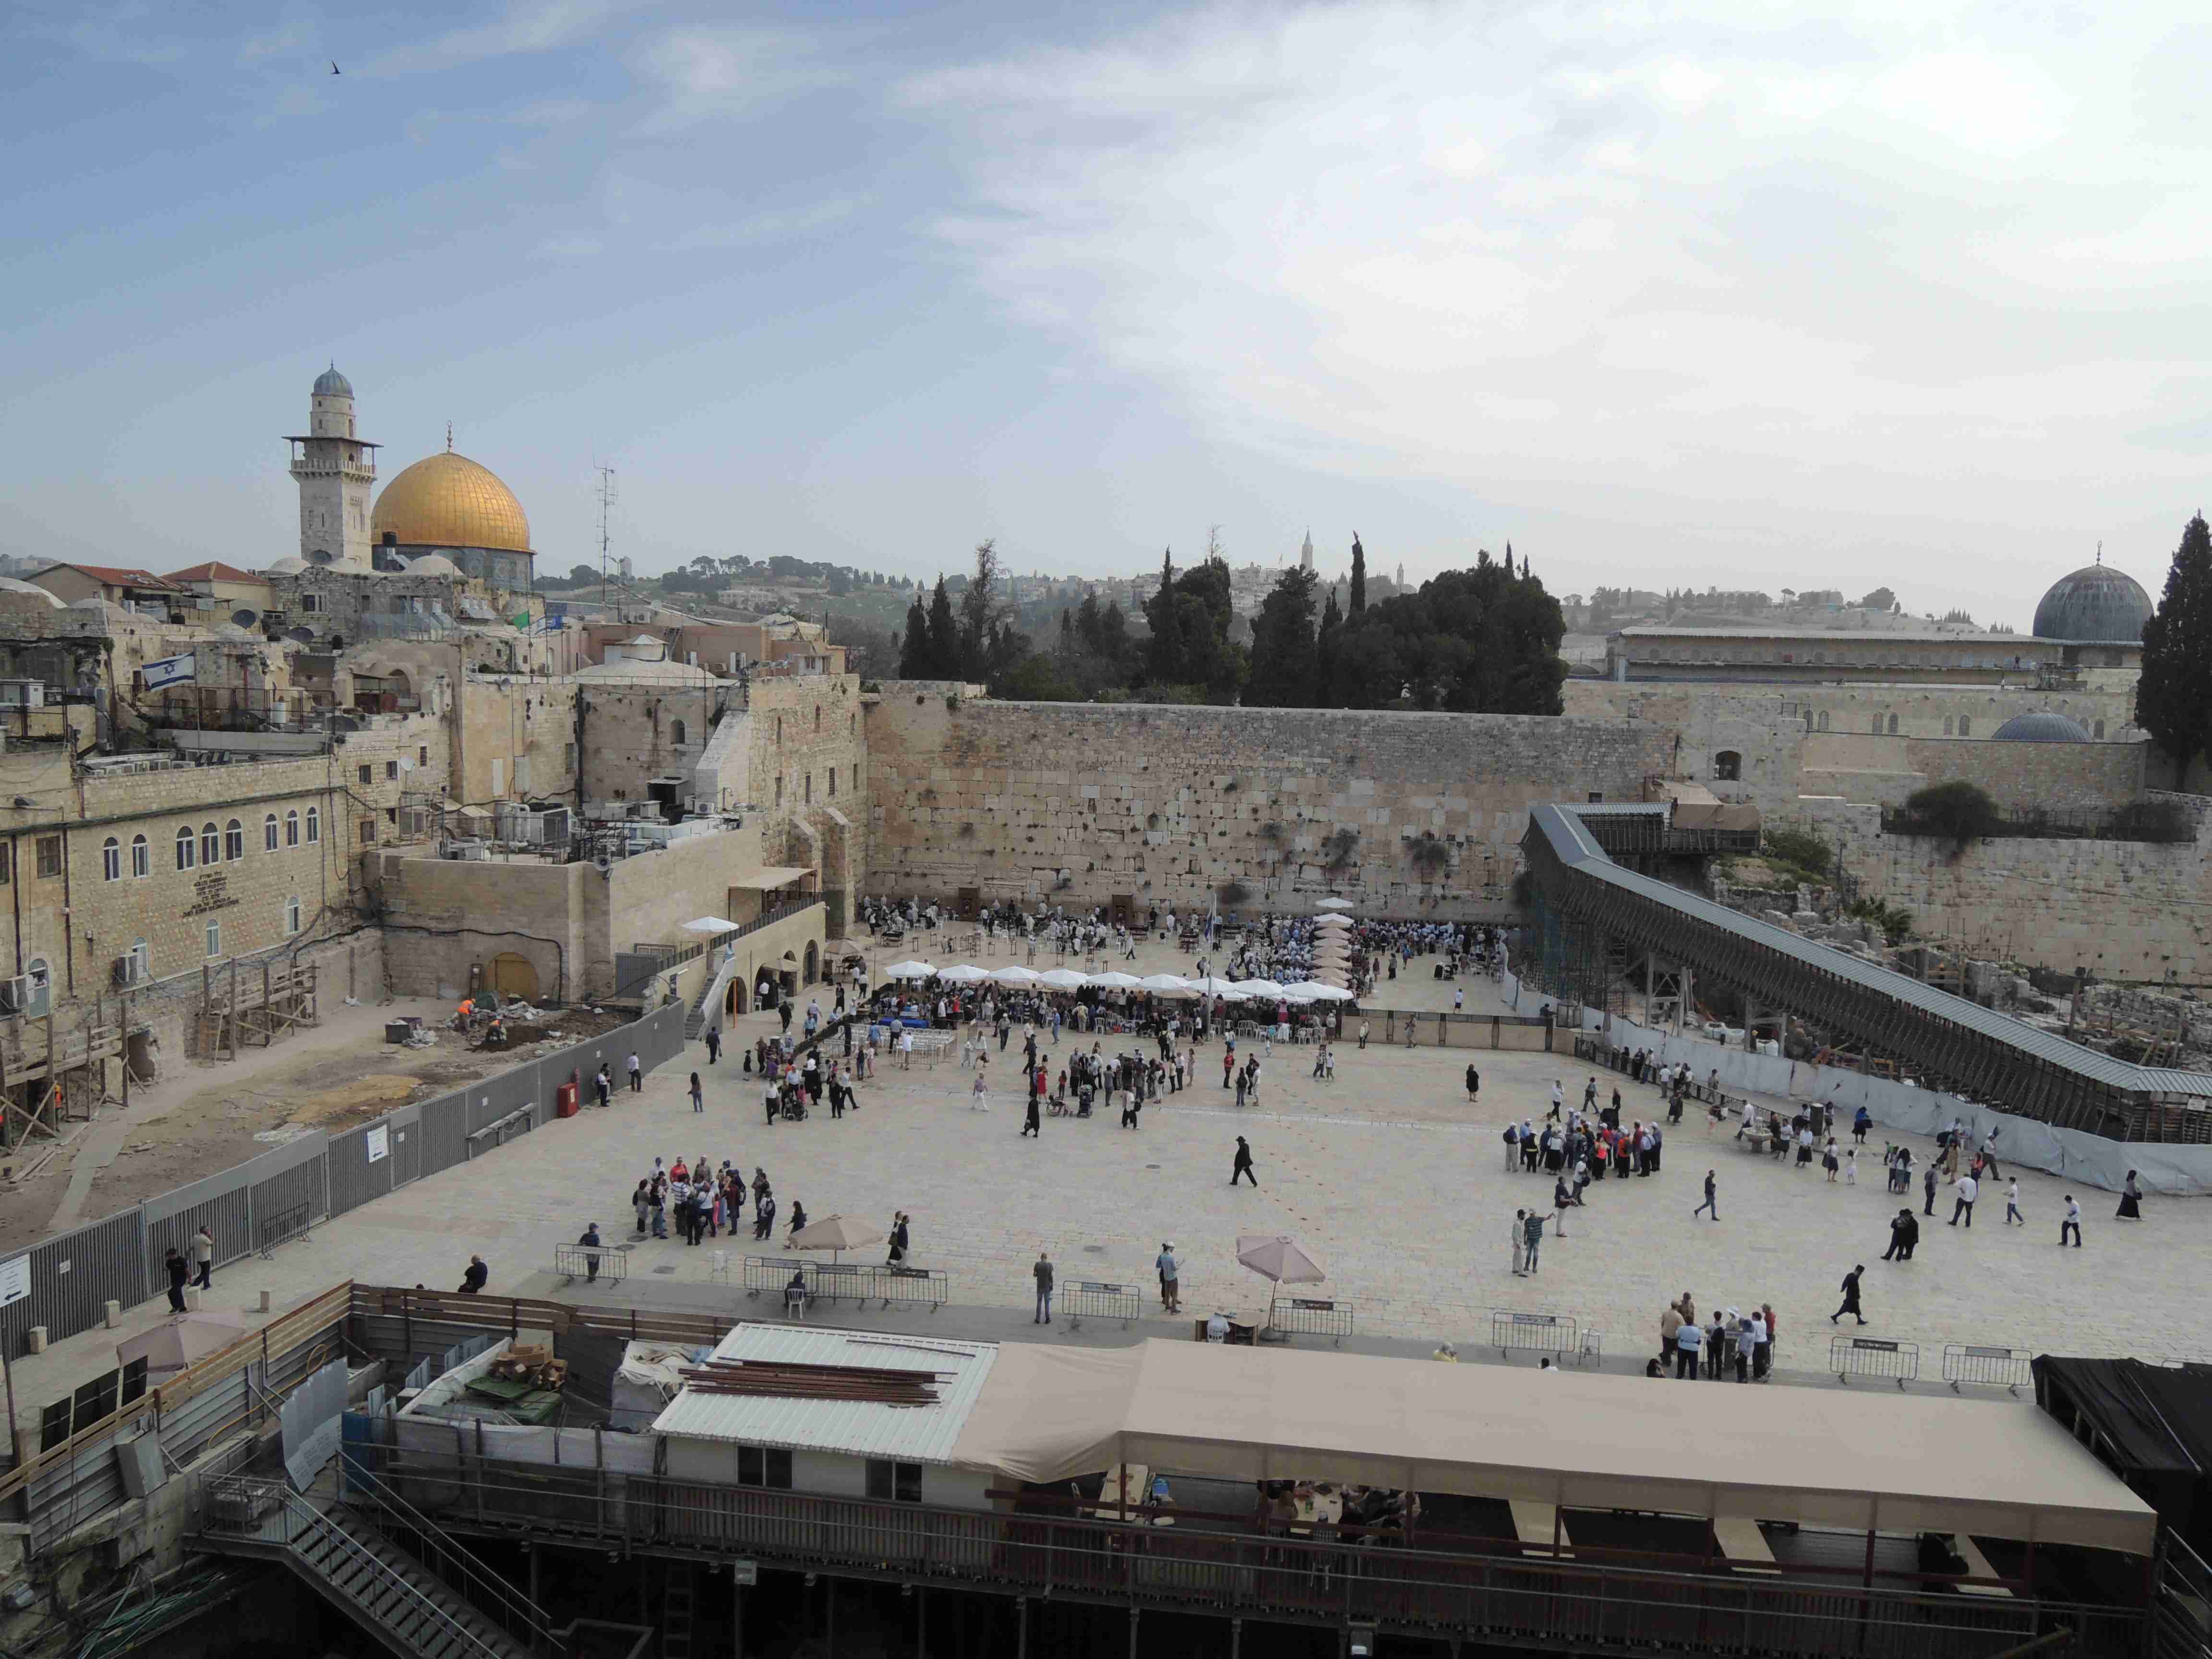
[11,950,2208,1443]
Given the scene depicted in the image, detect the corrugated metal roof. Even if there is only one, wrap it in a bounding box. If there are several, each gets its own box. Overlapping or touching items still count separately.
[651,1324,998,1464]
[1530,803,2212,1102]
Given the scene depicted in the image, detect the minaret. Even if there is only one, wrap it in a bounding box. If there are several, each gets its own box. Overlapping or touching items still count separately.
[288,364,379,569]
[1299,529,1314,572]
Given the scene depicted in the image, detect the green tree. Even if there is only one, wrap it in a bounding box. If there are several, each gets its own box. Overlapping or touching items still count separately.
[925,577,960,677]
[2137,513,2212,769]
[1245,566,1321,706]
[1349,534,1367,616]
[957,539,1005,678]
[1314,588,1342,706]
[897,593,931,678]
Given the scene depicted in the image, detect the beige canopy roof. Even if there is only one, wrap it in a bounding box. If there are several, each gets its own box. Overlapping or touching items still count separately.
[730,866,815,890]
[950,1340,2154,1556]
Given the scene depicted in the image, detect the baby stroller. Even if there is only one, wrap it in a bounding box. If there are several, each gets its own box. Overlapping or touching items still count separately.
[778,1094,809,1122]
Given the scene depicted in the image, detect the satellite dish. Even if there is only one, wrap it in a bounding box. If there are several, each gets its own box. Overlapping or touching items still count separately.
[230,607,260,630]
[288,626,314,644]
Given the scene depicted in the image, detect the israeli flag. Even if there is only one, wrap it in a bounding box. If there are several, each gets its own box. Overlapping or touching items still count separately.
[142,652,196,690]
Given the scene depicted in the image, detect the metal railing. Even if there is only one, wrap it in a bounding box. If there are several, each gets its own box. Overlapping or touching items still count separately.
[200,1475,519,1659]
[1831,1335,1919,1389]
[1268,1296,1354,1346]
[1942,1343,2032,1396]
[338,1442,567,1655]
[336,1447,2152,1659]
[553,1244,625,1286]
[1491,1310,1578,1360]
[1063,1280,1142,1330]
[258,1202,312,1259]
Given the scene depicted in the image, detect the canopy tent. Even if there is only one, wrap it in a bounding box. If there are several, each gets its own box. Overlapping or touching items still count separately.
[1236,1234,1326,1286]
[1186,976,1241,996]
[1313,911,1353,927]
[2035,1356,2212,1548]
[1090,971,1143,989]
[727,866,817,891]
[951,1341,2156,1556]
[1038,968,1089,989]
[787,1214,878,1260]
[993,966,1041,985]
[1288,981,1353,1001]
[939,964,990,984]
[1139,974,1194,995]
[1229,979,1286,998]
[884,961,937,980]
[681,916,739,935]
[117,1312,252,1383]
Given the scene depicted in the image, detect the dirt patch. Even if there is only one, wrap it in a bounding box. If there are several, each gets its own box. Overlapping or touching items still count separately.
[285,1074,421,1127]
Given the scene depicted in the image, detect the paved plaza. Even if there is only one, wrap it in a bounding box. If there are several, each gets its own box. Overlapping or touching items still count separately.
[13,932,2209,1444]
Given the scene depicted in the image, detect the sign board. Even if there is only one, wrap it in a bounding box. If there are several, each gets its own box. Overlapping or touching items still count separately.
[732,1560,758,1587]
[0,1255,27,1309]
[1851,1338,1900,1353]
[1511,1313,1560,1326]
[1292,1298,1336,1311]
[365,1124,389,1164]
[1077,1282,1127,1295]
[1962,1345,2014,1359]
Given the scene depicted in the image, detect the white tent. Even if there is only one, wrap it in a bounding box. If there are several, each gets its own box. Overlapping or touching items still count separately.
[939,964,991,984]
[1039,968,1089,989]
[993,965,1041,985]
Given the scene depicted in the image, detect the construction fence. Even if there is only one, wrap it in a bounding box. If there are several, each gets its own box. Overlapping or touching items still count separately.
[0,1005,685,1366]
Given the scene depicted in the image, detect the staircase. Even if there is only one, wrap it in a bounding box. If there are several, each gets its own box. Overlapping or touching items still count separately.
[686,953,737,1041]
[199,1475,555,1659]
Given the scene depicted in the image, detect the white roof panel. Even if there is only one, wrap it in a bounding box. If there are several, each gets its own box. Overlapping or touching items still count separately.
[652,1323,998,1465]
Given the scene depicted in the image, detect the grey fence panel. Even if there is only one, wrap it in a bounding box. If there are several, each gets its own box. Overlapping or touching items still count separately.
[238,1131,331,1228]
[466,1056,542,1137]
[326,1119,396,1218]
[143,1166,255,1286]
[386,1102,423,1190]
[24,1424,129,1554]
[0,1210,148,1358]
[419,1089,469,1178]
[159,1370,257,1468]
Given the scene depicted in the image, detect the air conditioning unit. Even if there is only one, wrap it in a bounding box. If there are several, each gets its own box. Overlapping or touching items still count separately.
[0,976,27,1014]
[111,955,145,988]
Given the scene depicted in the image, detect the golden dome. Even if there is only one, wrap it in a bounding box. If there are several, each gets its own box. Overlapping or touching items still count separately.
[371,450,531,553]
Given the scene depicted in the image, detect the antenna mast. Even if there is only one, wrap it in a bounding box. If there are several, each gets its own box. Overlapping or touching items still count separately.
[595,464,618,607]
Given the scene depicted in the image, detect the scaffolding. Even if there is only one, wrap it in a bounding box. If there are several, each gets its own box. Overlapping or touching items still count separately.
[197,960,320,1063]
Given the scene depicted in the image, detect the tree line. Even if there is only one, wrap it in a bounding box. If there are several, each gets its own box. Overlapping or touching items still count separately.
[898,534,1567,715]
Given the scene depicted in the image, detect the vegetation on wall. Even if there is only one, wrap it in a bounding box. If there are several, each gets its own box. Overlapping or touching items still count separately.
[1895,781,1999,847]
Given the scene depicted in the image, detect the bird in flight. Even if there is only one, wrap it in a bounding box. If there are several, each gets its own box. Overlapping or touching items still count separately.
[330,60,341,74]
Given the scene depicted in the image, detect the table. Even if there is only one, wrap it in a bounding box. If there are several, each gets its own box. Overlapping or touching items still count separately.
[1288,1489,1343,1538]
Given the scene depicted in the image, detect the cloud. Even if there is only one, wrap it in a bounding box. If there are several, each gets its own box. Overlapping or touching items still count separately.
[902,0,2212,535]
[631,23,850,128]
[367,0,636,76]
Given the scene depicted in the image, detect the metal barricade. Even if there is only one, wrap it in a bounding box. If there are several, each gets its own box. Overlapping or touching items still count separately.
[258,1202,312,1260]
[1491,1310,1577,1360]
[876,1264,947,1312]
[742,1255,809,1298]
[807,1262,873,1305]
[1269,1296,1354,1346]
[1943,1343,2032,1396]
[1832,1335,1919,1389]
[554,1243,626,1286]
[1063,1280,1142,1330]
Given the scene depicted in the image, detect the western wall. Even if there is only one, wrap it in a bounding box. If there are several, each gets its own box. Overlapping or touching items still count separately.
[862,689,1674,918]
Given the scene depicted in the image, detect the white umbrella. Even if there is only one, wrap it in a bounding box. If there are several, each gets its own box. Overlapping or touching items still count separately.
[1289,981,1353,1000]
[681,916,739,934]
[1314,898,1355,912]
[1090,971,1143,989]
[1038,968,1089,989]
[1139,974,1193,994]
[1187,975,1241,996]
[1230,979,1286,998]
[939,964,991,984]
[993,965,1042,985]
[885,960,938,980]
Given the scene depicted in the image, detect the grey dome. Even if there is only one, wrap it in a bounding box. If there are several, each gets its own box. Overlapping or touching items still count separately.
[313,364,353,398]
[2032,563,2151,643]
[1992,710,2092,743]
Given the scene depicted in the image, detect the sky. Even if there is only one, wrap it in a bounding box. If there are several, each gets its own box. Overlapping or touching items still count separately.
[3,0,2208,629]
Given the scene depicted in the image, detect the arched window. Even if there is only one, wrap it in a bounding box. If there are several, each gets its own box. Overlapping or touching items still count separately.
[1816,712,1829,731]
[1887,714,1899,734]
[101,837,120,881]
[814,706,820,731]
[24,957,49,1017]
[264,813,278,851]
[776,716,783,743]
[1943,716,1954,735]
[828,768,836,797]
[305,806,320,843]
[804,773,812,804]
[284,810,300,847]
[175,826,196,870]
[671,718,686,747]
[285,896,302,936]
[225,818,243,861]
[2094,719,2105,739]
[200,822,219,865]
[131,834,148,878]
[1713,751,1742,782]
[1958,717,1970,737]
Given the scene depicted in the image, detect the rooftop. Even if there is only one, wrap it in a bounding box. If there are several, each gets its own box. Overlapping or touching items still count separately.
[655,1324,998,1464]
[1613,625,2029,645]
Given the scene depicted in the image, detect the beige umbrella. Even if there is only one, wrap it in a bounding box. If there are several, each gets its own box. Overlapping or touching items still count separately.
[1313,912,1353,927]
[1236,1233,1327,1286]
[789,1214,876,1261]
[1314,898,1355,912]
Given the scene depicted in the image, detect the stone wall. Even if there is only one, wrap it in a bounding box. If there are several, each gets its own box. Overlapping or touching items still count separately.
[863,696,1674,917]
[1792,796,2212,984]
[577,679,729,805]
[1901,736,2148,816]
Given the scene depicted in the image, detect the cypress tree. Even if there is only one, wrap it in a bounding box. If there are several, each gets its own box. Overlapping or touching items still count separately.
[2138,513,2212,770]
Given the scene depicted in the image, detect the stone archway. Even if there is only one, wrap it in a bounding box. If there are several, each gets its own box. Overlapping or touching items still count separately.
[490,952,538,1000]
[725,977,747,1018]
